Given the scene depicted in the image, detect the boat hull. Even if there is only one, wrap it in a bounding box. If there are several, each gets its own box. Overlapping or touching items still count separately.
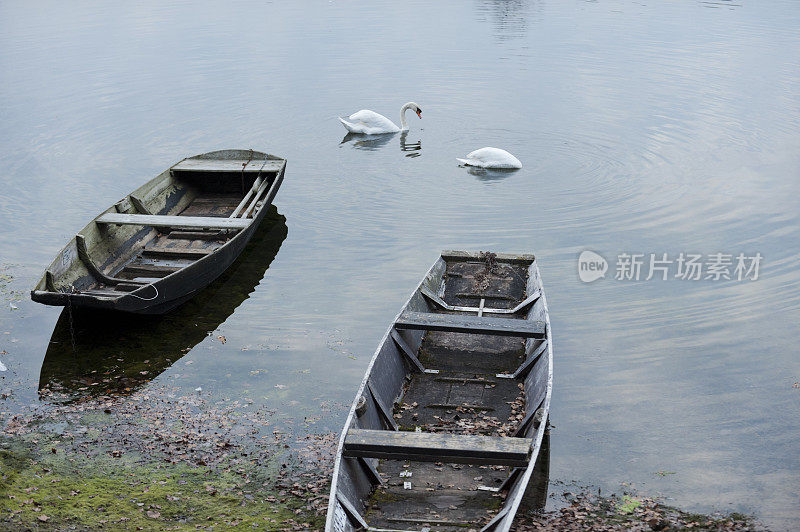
[326,251,553,532]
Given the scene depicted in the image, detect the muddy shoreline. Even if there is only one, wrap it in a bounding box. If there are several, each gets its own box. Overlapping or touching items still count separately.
[2,387,760,530]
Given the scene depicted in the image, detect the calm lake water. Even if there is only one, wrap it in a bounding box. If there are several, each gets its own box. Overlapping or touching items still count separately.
[1,0,798,528]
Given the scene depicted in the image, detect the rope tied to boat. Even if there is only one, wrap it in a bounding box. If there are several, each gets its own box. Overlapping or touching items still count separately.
[127,283,159,301]
[65,294,77,354]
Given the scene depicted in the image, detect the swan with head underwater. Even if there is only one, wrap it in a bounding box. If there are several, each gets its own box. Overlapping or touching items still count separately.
[339,102,422,135]
[457,147,522,169]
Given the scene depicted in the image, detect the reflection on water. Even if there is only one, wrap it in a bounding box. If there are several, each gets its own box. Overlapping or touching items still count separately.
[476,0,533,41]
[340,131,396,150]
[340,130,423,158]
[464,165,519,181]
[38,208,287,401]
[699,0,742,9]
[400,131,422,158]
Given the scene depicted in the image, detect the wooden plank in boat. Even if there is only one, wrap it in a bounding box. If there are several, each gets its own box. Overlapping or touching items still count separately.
[343,429,532,467]
[75,234,146,287]
[116,282,144,292]
[395,311,545,338]
[166,230,226,241]
[142,248,212,260]
[171,159,283,174]
[441,250,536,264]
[96,213,250,230]
[189,194,241,204]
[389,329,425,372]
[79,289,123,298]
[121,263,183,276]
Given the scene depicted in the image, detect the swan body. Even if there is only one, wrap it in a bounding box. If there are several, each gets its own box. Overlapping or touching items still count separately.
[457,147,522,169]
[339,102,422,135]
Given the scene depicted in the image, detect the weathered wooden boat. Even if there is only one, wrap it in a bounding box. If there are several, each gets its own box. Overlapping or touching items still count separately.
[31,149,285,314]
[327,251,553,532]
[38,207,287,398]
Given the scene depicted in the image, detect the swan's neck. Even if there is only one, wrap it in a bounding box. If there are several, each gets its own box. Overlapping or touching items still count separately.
[400,103,412,130]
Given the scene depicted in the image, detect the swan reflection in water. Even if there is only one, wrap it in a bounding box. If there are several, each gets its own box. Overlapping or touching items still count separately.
[464,165,519,182]
[38,207,288,402]
[400,131,421,158]
[339,131,422,158]
[340,131,395,150]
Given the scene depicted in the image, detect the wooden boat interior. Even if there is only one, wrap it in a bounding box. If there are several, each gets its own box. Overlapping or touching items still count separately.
[34,150,284,298]
[330,251,552,532]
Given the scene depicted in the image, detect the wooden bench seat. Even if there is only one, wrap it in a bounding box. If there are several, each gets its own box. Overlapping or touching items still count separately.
[79,289,124,298]
[343,429,533,467]
[121,263,184,277]
[171,159,283,174]
[395,311,545,338]
[141,248,212,260]
[96,213,250,230]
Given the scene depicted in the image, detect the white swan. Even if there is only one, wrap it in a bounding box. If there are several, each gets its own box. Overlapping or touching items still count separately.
[339,102,422,135]
[457,147,522,169]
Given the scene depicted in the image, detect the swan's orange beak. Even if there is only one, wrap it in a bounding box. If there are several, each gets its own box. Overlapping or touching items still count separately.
[416,109,422,119]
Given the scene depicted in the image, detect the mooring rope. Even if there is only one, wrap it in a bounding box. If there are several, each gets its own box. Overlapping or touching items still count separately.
[65,294,77,354]
[127,283,159,301]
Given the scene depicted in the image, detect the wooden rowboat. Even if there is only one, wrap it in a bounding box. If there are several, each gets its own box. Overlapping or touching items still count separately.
[31,149,285,314]
[327,251,553,532]
[38,207,287,398]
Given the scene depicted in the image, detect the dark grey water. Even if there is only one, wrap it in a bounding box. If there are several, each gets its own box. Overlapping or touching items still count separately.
[1,0,798,528]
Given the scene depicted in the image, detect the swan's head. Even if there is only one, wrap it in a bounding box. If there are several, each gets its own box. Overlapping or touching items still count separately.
[404,102,422,119]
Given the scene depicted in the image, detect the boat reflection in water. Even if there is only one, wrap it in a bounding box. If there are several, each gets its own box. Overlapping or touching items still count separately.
[38,206,288,401]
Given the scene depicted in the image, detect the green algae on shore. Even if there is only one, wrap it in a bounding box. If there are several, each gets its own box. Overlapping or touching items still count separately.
[0,445,316,530]
[1,383,335,530]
